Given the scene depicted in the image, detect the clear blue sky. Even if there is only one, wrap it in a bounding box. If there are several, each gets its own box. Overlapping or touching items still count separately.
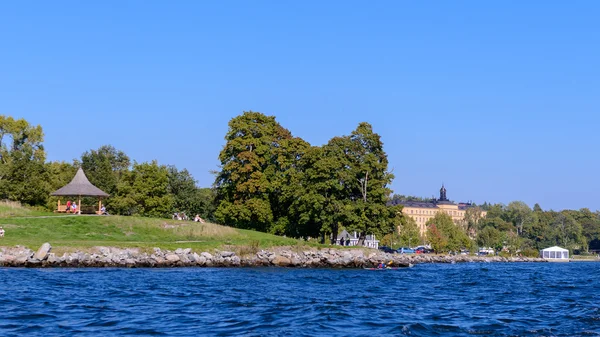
[1,1,599,211]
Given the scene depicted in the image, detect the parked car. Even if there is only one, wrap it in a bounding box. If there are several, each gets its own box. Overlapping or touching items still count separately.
[397,247,415,254]
[378,246,396,254]
[415,247,433,254]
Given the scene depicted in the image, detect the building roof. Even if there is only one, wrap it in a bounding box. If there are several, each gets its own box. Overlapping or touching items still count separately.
[396,201,439,208]
[337,229,352,240]
[51,168,110,197]
[540,246,569,252]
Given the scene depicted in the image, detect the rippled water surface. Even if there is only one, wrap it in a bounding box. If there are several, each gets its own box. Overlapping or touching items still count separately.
[1,263,599,336]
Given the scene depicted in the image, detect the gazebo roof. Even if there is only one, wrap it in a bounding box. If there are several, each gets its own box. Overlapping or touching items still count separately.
[540,246,568,252]
[51,168,110,197]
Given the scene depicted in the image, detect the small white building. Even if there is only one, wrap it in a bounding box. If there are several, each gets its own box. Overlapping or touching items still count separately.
[336,230,379,249]
[540,246,569,261]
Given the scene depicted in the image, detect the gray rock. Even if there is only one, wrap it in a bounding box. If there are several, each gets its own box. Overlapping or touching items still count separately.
[166,254,180,262]
[201,252,213,260]
[220,251,235,258]
[272,255,291,266]
[179,254,190,264]
[192,253,201,262]
[46,253,57,263]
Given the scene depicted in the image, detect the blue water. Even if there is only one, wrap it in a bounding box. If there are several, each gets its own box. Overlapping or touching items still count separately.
[0,263,599,336]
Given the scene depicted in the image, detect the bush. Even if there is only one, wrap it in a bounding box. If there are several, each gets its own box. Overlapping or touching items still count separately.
[498,251,511,258]
[521,248,539,258]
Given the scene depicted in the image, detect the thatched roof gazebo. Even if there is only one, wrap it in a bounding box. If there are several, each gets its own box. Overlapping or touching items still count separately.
[51,168,109,214]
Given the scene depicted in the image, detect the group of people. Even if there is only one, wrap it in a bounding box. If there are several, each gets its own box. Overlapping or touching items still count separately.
[172,212,206,223]
[65,200,78,214]
[173,212,189,221]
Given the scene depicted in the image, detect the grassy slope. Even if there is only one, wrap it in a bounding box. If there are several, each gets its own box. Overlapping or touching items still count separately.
[0,202,318,253]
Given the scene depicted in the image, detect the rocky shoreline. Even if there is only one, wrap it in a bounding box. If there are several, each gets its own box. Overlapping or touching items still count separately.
[0,243,546,268]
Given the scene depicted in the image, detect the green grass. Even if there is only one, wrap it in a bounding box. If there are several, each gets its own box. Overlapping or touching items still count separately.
[0,204,327,254]
[0,200,62,218]
[0,215,306,252]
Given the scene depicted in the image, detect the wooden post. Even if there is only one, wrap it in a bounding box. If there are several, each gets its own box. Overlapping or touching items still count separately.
[78,196,81,215]
[98,199,102,215]
[57,199,61,212]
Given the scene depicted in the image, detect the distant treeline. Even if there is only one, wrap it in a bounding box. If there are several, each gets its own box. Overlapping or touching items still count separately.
[0,116,214,220]
[388,197,600,253]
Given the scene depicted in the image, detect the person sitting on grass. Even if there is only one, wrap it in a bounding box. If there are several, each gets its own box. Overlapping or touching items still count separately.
[0,226,4,237]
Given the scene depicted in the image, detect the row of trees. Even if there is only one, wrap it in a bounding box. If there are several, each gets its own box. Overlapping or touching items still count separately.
[389,199,600,255]
[214,111,403,241]
[0,116,214,220]
[4,114,600,253]
[476,201,599,253]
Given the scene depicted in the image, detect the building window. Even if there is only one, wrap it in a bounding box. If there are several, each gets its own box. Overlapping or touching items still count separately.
[411,210,413,214]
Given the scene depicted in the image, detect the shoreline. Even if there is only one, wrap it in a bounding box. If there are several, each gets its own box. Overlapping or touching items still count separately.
[0,243,551,268]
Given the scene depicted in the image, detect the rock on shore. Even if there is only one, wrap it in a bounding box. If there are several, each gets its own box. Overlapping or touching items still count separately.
[0,243,546,268]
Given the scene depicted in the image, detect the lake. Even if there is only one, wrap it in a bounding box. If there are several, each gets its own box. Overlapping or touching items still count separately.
[0,263,599,336]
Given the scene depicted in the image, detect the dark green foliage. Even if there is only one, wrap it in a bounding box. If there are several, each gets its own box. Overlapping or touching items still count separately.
[81,145,130,196]
[214,112,399,240]
[475,201,596,253]
[426,212,473,253]
[0,116,50,205]
[111,161,174,217]
[214,111,307,232]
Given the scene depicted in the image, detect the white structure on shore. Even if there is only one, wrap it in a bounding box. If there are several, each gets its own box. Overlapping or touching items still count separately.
[540,246,569,261]
[336,230,379,249]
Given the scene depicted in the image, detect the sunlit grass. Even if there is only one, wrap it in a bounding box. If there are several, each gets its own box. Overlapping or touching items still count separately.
[0,214,318,252]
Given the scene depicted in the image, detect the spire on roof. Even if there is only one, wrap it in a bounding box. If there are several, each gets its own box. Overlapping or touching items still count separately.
[439,183,448,201]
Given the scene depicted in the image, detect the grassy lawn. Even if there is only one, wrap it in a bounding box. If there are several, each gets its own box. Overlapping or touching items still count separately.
[0,202,324,254]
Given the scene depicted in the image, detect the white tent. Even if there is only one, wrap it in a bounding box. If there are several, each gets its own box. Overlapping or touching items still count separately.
[540,246,569,260]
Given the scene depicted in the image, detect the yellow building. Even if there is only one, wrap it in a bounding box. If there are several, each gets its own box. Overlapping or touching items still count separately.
[397,185,487,236]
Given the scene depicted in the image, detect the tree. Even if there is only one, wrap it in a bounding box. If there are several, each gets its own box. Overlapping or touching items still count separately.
[569,208,600,252]
[551,211,583,251]
[167,166,197,212]
[81,145,130,196]
[506,201,533,236]
[0,115,48,205]
[464,206,484,237]
[111,161,174,217]
[503,230,522,256]
[477,226,502,250]
[214,111,308,233]
[337,122,396,243]
[398,216,421,248]
[426,212,472,253]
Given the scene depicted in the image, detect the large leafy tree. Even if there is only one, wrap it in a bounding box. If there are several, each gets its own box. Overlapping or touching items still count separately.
[0,115,49,205]
[81,145,130,197]
[214,111,308,233]
[398,216,421,247]
[426,212,473,253]
[111,161,174,217]
[506,201,533,236]
[166,166,215,220]
[477,226,502,250]
[329,123,396,243]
